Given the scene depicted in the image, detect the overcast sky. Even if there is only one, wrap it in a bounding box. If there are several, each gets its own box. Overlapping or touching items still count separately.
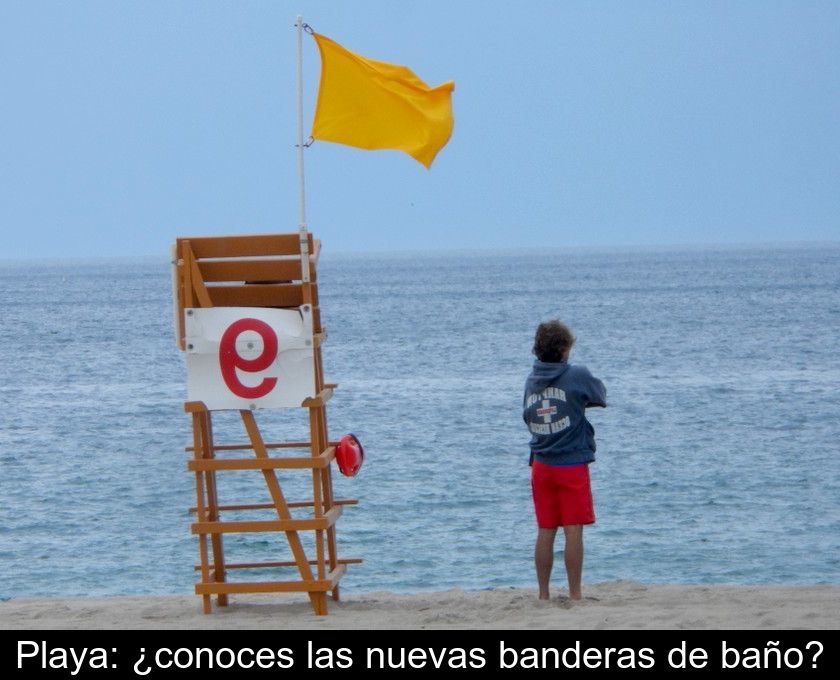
[1,0,838,259]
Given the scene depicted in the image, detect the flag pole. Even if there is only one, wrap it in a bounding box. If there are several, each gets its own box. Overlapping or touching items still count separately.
[295,15,311,284]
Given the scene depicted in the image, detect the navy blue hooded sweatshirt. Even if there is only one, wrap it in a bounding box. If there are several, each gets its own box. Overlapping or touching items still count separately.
[523,360,607,466]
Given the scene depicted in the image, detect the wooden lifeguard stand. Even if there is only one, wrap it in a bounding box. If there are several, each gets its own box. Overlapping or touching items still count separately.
[173,232,358,615]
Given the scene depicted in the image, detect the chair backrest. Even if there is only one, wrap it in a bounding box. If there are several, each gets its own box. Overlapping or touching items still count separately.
[173,233,321,350]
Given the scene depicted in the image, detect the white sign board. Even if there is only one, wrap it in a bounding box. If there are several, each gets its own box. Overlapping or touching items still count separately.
[185,307,315,410]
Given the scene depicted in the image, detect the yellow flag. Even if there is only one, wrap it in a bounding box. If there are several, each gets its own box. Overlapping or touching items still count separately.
[311,33,454,168]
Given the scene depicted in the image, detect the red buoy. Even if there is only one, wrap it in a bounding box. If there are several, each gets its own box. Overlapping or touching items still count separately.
[335,433,365,477]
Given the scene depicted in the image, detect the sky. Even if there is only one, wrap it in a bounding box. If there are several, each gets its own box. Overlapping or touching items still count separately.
[1,0,838,259]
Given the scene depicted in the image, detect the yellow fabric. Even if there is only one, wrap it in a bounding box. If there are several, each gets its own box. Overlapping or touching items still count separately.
[311,33,454,168]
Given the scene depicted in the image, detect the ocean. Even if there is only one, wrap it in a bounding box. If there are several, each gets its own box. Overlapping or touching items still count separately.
[1,244,839,598]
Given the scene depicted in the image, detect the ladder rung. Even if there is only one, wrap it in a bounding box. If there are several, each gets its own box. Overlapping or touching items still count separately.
[192,507,342,534]
[195,558,362,571]
[188,447,335,471]
[195,564,346,595]
[185,440,340,453]
[189,499,358,513]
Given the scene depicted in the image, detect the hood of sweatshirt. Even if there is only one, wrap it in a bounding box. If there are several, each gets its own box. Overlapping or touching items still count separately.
[526,360,571,392]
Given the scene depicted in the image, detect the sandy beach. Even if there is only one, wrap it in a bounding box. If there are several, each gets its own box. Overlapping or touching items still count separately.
[2,582,838,630]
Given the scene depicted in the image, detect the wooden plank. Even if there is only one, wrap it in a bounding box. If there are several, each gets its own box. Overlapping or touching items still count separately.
[198,258,315,283]
[312,345,342,602]
[179,242,195,351]
[239,410,319,611]
[301,388,333,407]
[194,558,362,570]
[182,233,313,259]
[188,499,358,513]
[207,284,304,308]
[190,411,212,614]
[327,564,347,588]
[181,241,195,309]
[174,249,187,351]
[189,257,214,308]
[309,405,326,580]
[187,447,334,471]
[184,401,209,414]
[185,440,313,453]
[192,507,342,534]
[195,578,336,595]
[199,409,228,607]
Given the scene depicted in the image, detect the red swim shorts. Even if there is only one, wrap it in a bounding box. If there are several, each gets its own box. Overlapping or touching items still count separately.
[531,460,595,528]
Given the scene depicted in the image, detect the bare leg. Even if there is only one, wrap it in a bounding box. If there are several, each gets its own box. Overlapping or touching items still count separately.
[535,527,558,600]
[563,524,584,600]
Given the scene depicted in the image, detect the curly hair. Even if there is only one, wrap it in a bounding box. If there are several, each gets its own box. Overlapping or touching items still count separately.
[532,320,576,362]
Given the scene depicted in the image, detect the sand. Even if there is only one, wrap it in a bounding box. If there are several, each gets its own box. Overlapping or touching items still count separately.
[2,581,838,629]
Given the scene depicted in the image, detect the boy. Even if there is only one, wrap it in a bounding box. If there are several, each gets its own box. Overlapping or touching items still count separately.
[523,320,607,600]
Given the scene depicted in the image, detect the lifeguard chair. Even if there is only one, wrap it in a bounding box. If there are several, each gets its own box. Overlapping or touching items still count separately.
[172,232,359,615]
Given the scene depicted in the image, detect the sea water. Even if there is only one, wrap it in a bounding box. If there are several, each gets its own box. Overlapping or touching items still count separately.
[1,244,838,598]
